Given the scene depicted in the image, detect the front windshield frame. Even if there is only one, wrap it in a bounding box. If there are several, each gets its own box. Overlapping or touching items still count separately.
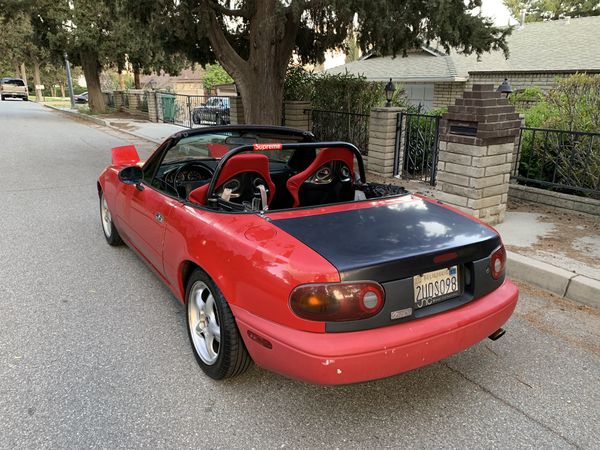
[160,129,312,165]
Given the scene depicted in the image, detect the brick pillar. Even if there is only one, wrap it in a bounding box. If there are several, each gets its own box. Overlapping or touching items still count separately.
[367,107,404,177]
[230,97,245,125]
[113,90,123,111]
[128,89,142,113]
[147,91,158,122]
[435,84,520,225]
[284,101,312,130]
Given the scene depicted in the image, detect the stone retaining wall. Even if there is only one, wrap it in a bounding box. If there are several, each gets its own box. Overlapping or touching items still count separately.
[508,184,600,216]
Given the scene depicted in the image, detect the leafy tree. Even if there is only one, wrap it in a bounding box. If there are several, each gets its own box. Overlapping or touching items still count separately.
[2,0,185,112]
[0,13,29,78]
[344,35,361,64]
[128,0,511,125]
[504,0,600,21]
[203,64,234,93]
[0,11,55,101]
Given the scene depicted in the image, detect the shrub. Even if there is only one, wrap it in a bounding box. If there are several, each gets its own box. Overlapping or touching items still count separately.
[284,66,409,115]
[545,73,600,132]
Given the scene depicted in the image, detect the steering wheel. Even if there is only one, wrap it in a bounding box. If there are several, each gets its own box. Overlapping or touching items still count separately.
[172,161,214,198]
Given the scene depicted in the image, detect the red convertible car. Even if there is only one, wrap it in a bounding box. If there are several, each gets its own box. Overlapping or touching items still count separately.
[97,125,518,385]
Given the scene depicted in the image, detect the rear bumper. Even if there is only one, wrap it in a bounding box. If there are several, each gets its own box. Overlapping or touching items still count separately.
[233,279,519,385]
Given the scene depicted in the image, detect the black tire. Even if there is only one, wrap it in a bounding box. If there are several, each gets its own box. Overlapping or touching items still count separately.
[99,191,123,246]
[1,95,4,101]
[22,97,28,101]
[186,269,252,380]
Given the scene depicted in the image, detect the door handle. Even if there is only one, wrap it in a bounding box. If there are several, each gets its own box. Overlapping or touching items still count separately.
[155,212,164,223]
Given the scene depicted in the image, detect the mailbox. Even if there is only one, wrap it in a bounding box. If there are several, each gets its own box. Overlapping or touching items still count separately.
[448,120,478,137]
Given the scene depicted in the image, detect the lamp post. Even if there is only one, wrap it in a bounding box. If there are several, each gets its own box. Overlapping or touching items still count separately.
[64,52,75,109]
[385,78,395,107]
[497,78,513,97]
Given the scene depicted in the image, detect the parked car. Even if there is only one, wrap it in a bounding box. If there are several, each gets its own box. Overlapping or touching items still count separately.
[97,125,518,385]
[0,77,28,101]
[192,96,230,125]
[74,92,88,104]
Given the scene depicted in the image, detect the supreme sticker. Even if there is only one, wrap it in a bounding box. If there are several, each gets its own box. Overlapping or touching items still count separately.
[253,143,283,151]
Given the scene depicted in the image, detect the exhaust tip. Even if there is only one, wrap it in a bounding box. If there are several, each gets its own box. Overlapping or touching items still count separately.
[488,328,506,341]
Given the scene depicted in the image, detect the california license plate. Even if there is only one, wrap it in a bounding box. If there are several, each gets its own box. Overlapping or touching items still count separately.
[413,266,460,309]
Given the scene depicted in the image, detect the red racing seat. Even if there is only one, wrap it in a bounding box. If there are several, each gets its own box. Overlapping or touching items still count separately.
[286,147,355,208]
[189,153,276,207]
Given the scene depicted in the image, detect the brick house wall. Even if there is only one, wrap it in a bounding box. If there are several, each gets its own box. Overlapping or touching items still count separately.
[467,71,600,93]
[433,82,467,109]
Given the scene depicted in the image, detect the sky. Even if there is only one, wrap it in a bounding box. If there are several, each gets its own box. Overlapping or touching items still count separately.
[478,0,519,26]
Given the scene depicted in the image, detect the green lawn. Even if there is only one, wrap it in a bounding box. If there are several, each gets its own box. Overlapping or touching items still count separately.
[29,96,73,108]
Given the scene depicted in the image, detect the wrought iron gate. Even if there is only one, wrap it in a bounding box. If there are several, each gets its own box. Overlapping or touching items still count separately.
[310,109,370,155]
[394,112,441,185]
[156,93,231,128]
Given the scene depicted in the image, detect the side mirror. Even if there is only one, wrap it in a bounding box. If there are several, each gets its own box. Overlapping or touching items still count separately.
[118,166,143,186]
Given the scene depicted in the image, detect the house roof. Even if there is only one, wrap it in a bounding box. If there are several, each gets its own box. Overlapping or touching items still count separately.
[326,16,600,81]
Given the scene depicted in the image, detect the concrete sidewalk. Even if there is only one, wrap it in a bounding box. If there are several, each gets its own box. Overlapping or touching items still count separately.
[495,203,600,309]
[50,106,600,309]
[45,105,184,144]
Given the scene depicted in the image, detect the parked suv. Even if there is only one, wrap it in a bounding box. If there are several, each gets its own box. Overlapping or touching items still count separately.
[192,96,230,125]
[0,78,28,101]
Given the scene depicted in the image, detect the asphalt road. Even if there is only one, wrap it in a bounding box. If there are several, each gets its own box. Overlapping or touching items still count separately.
[0,100,599,449]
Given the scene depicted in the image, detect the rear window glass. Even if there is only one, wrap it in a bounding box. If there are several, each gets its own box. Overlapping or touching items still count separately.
[2,79,25,86]
[162,130,306,164]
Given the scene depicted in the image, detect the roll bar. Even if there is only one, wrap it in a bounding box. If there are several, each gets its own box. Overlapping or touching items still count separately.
[205,141,367,207]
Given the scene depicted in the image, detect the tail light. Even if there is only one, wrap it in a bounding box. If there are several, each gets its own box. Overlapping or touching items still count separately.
[289,282,384,322]
[490,245,506,280]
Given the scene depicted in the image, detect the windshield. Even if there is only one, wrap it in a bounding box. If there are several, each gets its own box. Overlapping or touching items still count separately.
[2,79,25,86]
[162,130,307,164]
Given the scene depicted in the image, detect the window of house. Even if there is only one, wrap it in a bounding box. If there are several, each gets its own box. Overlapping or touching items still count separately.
[403,84,434,111]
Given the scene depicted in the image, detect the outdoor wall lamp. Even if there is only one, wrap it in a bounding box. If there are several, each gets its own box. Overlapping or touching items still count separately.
[385,78,395,106]
[497,78,513,97]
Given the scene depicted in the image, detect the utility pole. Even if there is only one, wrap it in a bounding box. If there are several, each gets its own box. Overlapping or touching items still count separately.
[64,52,75,109]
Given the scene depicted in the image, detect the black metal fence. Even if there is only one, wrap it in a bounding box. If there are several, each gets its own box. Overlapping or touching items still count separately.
[156,93,230,128]
[309,109,370,155]
[394,112,441,185]
[514,127,600,199]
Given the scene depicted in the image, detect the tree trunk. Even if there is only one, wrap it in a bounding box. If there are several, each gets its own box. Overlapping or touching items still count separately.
[33,60,43,102]
[81,52,106,113]
[59,83,65,98]
[14,62,20,78]
[50,85,56,97]
[119,70,126,90]
[20,63,27,86]
[237,70,285,125]
[203,0,299,125]
[133,68,141,89]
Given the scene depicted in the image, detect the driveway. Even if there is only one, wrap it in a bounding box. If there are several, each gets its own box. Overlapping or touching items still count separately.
[0,100,598,449]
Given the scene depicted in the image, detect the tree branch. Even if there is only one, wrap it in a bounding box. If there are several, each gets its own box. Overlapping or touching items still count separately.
[201,0,248,78]
[277,6,301,73]
[207,0,250,19]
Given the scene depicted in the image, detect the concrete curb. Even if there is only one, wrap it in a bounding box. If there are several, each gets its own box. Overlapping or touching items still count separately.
[44,105,162,144]
[507,251,599,309]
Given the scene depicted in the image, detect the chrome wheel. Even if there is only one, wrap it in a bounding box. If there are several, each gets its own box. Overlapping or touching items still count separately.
[188,281,221,365]
[101,194,112,238]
